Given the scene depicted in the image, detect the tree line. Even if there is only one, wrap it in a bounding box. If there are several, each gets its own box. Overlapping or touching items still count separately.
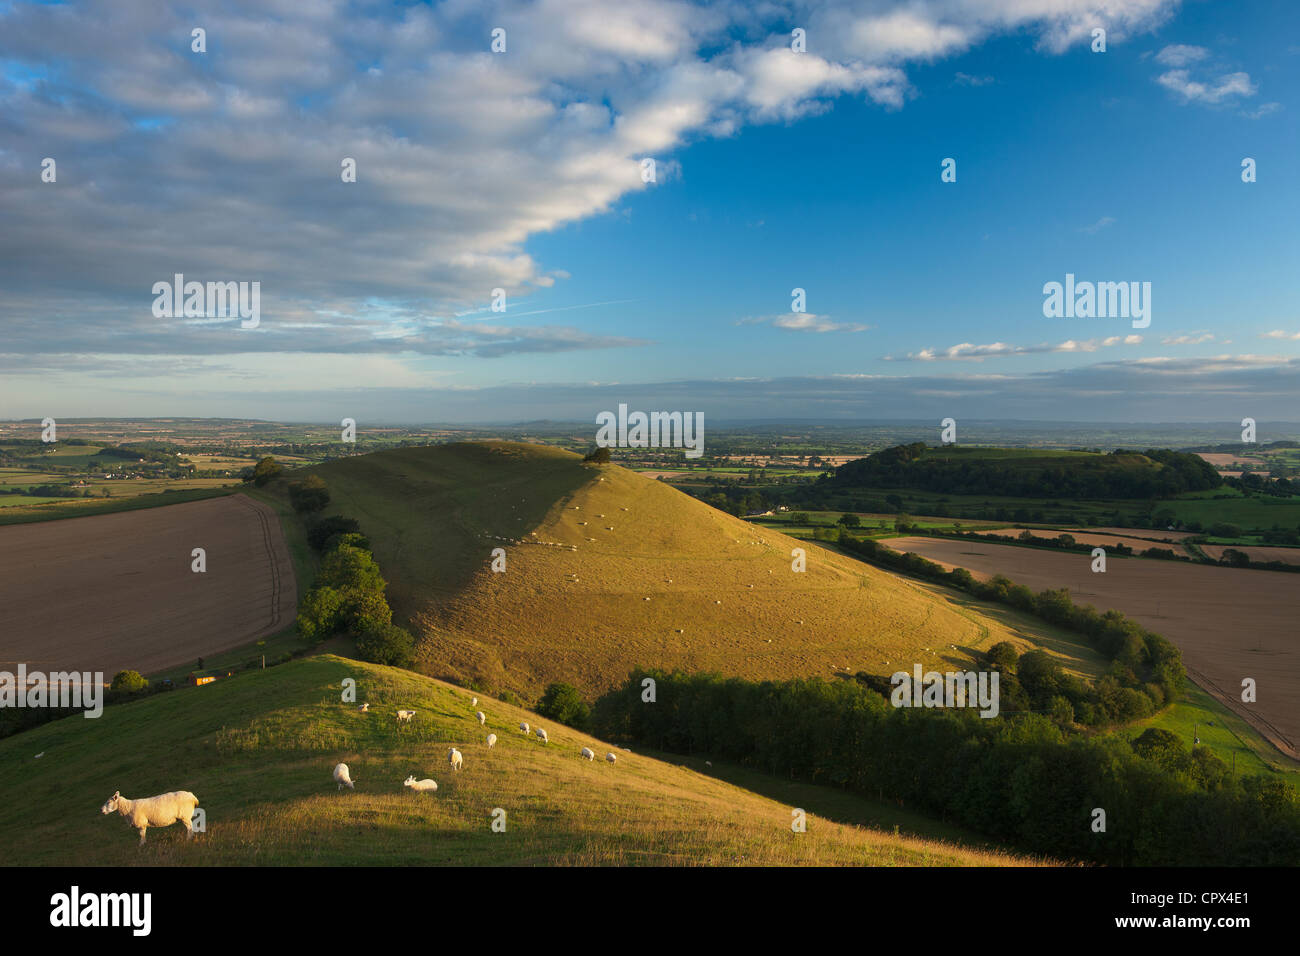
[590,669,1298,865]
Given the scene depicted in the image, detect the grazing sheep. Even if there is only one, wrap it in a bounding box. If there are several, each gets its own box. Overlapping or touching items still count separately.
[476,711,486,725]
[396,709,415,723]
[358,703,369,712]
[403,775,438,793]
[100,790,200,846]
[535,727,548,744]
[605,752,617,763]
[471,697,478,706]
[333,762,355,790]
[705,760,713,768]
[519,721,530,735]
[580,747,595,761]
[448,747,464,771]
[486,733,497,748]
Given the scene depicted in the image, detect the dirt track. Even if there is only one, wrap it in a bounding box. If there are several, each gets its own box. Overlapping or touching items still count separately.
[886,536,1300,760]
[0,494,296,678]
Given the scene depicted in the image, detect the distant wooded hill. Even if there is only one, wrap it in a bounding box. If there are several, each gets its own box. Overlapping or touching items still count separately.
[817,444,1222,499]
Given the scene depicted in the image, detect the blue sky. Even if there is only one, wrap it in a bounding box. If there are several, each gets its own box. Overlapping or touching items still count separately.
[0,0,1297,423]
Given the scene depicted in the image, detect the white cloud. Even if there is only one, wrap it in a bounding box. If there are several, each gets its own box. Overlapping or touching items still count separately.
[889,334,1142,361]
[741,314,869,334]
[1154,44,1208,67]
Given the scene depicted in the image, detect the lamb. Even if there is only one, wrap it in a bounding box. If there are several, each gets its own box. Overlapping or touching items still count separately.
[395,709,415,723]
[448,747,464,771]
[605,752,617,763]
[580,747,595,761]
[333,762,355,790]
[519,721,530,735]
[486,733,497,748]
[100,790,200,846]
[403,775,438,792]
[476,711,486,725]
[535,727,548,744]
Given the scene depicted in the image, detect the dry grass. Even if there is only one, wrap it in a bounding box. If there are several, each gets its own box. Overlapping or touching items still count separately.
[0,655,1041,866]
[306,442,1104,701]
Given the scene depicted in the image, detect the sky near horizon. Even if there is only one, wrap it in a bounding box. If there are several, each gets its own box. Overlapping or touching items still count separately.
[1,0,1297,425]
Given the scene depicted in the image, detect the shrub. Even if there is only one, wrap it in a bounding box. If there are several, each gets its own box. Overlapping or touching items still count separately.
[536,682,591,729]
[986,641,1019,670]
[583,447,612,463]
[307,515,363,551]
[288,475,330,513]
[355,622,415,667]
[110,670,148,693]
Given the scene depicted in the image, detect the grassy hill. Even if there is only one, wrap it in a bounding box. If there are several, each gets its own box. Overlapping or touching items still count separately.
[0,655,1035,866]
[305,442,1107,700]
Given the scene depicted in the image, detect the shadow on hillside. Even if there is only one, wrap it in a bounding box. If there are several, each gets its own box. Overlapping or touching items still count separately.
[635,746,1008,853]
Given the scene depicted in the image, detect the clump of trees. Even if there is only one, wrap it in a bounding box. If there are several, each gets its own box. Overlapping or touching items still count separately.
[296,517,413,668]
[591,669,1299,866]
[583,447,612,463]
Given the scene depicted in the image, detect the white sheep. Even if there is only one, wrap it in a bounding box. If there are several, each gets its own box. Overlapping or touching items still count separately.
[476,711,486,725]
[396,709,415,723]
[486,733,497,748]
[580,747,595,761]
[333,762,355,790]
[403,775,438,792]
[605,752,617,763]
[471,697,478,706]
[358,703,369,712]
[448,747,463,771]
[519,721,530,735]
[535,728,548,744]
[100,790,200,846]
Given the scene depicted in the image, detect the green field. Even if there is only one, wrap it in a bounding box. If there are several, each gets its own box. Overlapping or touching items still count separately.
[0,655,1035,866]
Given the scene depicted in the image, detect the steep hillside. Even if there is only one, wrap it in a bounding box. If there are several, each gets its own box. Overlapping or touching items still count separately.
[0,656,1034,866]
[308,442,1105,699]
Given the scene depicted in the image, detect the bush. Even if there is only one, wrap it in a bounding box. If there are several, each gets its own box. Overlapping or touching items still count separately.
[583,447,612,463]
[307,516,361,551]
[536,682,591,730]
[249,456,283,487]
[288,475,330,513]
[986,641,1019,670]
[297,586,343,643]
[110,670,148,693]
[355,622,415,667]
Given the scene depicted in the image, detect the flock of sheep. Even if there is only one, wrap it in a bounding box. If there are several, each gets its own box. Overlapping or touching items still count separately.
[100,689,621,845]
[333,699,620,796]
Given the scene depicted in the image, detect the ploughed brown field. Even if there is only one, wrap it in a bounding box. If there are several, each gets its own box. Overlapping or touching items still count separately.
[0,494,296,679]
[884,536,1300,759]
[1201,544,1300,566]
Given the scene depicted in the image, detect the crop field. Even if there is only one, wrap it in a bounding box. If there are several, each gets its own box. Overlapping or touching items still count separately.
[0,656,1037,866]
[1201,544,1300,566]
[303,443,1108,702]
[0,494,296,677]
[883,536,1300,760]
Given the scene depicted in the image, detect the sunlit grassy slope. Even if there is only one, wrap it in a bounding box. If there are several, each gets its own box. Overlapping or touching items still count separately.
[308,442,1105,700]
[0,656,1037,866]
